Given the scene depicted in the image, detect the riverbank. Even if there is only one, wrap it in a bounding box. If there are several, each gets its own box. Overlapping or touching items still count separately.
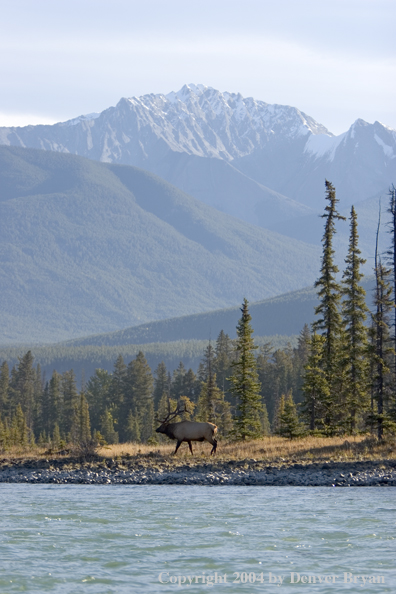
[1,435,395,486]
[1,456,396,486]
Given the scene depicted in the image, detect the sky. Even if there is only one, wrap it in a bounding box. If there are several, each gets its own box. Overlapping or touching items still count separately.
[0,0,394,135]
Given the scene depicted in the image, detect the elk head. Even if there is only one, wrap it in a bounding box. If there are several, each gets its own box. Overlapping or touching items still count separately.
[155,400,187,434]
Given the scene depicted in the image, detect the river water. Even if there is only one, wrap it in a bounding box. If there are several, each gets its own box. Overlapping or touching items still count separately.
[0,485,394,593]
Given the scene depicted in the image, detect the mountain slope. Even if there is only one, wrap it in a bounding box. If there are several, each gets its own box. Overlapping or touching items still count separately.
[0,146,320,345]
[1,84,394,221]
[56,275,377,348]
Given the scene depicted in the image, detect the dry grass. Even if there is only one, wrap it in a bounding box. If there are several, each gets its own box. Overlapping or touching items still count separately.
[1,435,395,465]
[98,434,396,464]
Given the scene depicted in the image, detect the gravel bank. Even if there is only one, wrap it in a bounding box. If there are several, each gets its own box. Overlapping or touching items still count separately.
[1,458,396,486]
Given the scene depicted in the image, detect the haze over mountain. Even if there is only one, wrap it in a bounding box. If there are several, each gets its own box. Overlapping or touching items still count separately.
[0,145,320,345]
[0,276,377,383]
[1,84,394,231]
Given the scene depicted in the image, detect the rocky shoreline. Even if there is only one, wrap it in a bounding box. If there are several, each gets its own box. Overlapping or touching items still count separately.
[1,457,396,486]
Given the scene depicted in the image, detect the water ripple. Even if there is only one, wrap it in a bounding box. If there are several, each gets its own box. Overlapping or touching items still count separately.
[0,485,395,593]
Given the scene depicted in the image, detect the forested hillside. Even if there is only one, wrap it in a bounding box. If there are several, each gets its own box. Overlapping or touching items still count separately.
[59,278,376,348]
[0,146,320,345]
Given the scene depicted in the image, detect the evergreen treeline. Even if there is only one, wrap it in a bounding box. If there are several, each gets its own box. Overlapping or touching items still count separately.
[0,319,307,449]
[301,182,396,439]
[1,182,395,450]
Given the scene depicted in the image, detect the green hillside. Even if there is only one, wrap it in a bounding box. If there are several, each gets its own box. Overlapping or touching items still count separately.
[0,334,298,384]
[58,275,375,348]
[0,275,376,383]
[61,285,320,346]
[0,146,321,345]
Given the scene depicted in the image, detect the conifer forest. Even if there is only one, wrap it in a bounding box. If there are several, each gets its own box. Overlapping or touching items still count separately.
[0,182,395,451]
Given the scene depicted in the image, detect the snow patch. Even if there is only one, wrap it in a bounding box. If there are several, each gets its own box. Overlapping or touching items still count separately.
[304,132,346,161]
[374,134,394,158]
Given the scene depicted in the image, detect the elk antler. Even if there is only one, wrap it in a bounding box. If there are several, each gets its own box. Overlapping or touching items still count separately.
[157,400,187,425]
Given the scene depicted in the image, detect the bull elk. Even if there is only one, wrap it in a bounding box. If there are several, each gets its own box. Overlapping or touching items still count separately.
[156,402,218,455]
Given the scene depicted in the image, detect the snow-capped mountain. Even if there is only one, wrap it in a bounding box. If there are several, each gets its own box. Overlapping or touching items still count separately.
[0,84,395,220]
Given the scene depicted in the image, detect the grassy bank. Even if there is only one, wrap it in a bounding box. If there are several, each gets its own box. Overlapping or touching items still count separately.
[1,435,396,468]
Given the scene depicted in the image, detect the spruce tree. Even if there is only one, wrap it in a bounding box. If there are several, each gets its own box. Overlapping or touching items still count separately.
[122,352,153,442]
[301,333,330,431]
[371,211,394,439]
[109,355,127,418]
[341,206,369,431]
[76,392,91,444]
[11,351,35,430]
[125,411,140,442]
[61,370,79,437]
[48,371,62,437]
[313,181,346,429]
[153,362,168,408]
[195,345,233,437]
[12,404,28,447]
[85,369,112,432]
[257,343,275,423]
[52,423,61,449]
[293,325,311,404]
[0,361,9,417]
[273,394,285,435]
[183,369,199,402]
[214,330,234,397]
[171,362,187,400]
[0,415,8,451]
[386,184,396,416]
[228,298,262,440]
[99,408,119,444]
[279,392,304,439]
[260,403,271,436]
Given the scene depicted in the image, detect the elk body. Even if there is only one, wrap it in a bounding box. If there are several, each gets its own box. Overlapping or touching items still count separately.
[156,404,217,455]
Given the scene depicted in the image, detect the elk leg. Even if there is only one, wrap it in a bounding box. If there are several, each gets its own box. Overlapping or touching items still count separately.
[210,438,217,456]
[187,440,194,455]
[174,440,182,455]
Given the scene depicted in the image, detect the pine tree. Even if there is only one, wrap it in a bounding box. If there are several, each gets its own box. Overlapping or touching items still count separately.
[279,392,304,439]
[109,355,127,419]
[171,362,187,400]
[301,333,330,432]
[125,411,140,442]
[228,298,263,440]
[99,408,119,444]
[12,404,28,447]
[85,369,112,431]
[341,206,370,431]
[260,403,271,436]
[182,369,199,402]
[122,352,153,442]
[313,181,346,429]
[61,370,79,437]
[11,351,35,430]
[48,371,62,436]
[75,392,91,444]
[371,209,394,439]
[32,364,43,438]
[386,184,396,417]
[52,423,61,449]
[214,330,234,397]
[195,372,233,437]
[140,398,155,443]
[293,324,311,404]
[0,361,9,421]
[257,342,276,423]
[273,394,285,435]
[0,414,9,451]
[153,362,168,408]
